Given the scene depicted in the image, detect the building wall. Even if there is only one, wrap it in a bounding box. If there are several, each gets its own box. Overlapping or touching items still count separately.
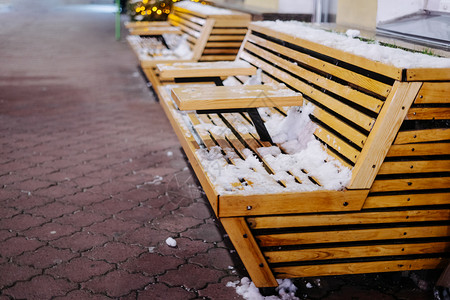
[336,0,377,29]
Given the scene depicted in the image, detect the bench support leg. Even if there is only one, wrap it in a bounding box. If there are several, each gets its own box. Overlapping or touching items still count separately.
[221,217,278,288]
[247,108,273,143]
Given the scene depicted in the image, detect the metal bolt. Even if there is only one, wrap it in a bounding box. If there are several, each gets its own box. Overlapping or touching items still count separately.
[247,206,252,210]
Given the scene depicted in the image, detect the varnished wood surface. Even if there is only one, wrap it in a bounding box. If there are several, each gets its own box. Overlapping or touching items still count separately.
[349,82,422,189]
[157,61,256,79]
[274,258,448,278]
[219,190,368,217]
[221,218,278,287]
[171,85,302,110]
[406,68,450,81]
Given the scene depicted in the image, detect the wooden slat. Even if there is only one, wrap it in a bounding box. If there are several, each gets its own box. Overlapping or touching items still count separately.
[378,160,450,175]
[178,22,202,39]
[199,55,240,61]
[265,242,450,263]
[394,129,450,144]
[249,24,403,80]
[202,48,240,54]
[206,41,243,47]
[173,5,208,19]
[245,41,384,113]
[218,190,368,217]
[192,19,216,61]
[221,218,278,287]
[314,126,360,164]
[157,61,256,79]
[363,192,450,208]
[415,82,450,104]
[171,85,302,111]
[171,10,206,25]
[170,14,204,32]
[240,51,376,132]
[248,209,450,229]
[246,34,392,100]
[211,28,248,35]
[349,81,422,189]
[193,114,248,190]
[387,143,450,157]
[406,107,450,120]
[257,225,450,247]
[310,104,368,148]
[214,20,250,28]
[274,258,448,278]
[208,35,248,41]
[217,112,309,188]
[370,177,450,193]
[406,68,450,81]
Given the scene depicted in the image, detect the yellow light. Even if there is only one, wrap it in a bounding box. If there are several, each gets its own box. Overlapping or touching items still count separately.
[157,9,162,15]
[161,3,165,7]
[201,1,206,3]
[146,10,151,14]
[164,9,170,13]
[135,7,140,12]
[141,11,145,15]
[143,0,148,3]
[152,6,157,11]
[141,6,145,10]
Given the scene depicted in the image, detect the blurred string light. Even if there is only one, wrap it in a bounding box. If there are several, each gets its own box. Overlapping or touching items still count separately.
[128,0,178,21]
[128,0,207,21]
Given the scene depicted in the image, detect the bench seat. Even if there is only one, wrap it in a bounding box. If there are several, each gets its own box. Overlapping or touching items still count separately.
[126,2,250,71]
[155,21,450,287]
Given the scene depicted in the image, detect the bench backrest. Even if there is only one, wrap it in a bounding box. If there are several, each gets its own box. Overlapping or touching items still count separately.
[231,22,449,190]
[168,2,250,61]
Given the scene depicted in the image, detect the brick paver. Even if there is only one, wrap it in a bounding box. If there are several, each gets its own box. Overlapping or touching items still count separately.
[0,0,443,299]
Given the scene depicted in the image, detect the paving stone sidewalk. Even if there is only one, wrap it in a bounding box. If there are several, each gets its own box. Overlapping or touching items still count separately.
[0,1,443,299]
[0,1,243,299]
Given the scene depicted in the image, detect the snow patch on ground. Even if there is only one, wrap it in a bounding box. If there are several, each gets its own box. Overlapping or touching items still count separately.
[227,277,299,300]
[165,237,177,247]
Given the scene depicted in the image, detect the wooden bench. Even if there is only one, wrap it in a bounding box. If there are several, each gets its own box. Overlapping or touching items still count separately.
[154,21,450,287]
[126,1,250,70]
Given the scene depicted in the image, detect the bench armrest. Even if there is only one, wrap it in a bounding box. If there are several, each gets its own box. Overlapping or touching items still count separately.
[171,85,302,110]
[130,26,182,36]
[157,61,257,80]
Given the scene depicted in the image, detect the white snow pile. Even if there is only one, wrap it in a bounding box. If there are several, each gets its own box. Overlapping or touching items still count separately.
[194,102,352,195]
[128,34,193,60]
[136,175,163,188]
[165,237,177,247]
[254,20,450,69]
[158,60,252,71]
[176,1,236,15]
[227,277,299,300]
[345,29,360,38]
